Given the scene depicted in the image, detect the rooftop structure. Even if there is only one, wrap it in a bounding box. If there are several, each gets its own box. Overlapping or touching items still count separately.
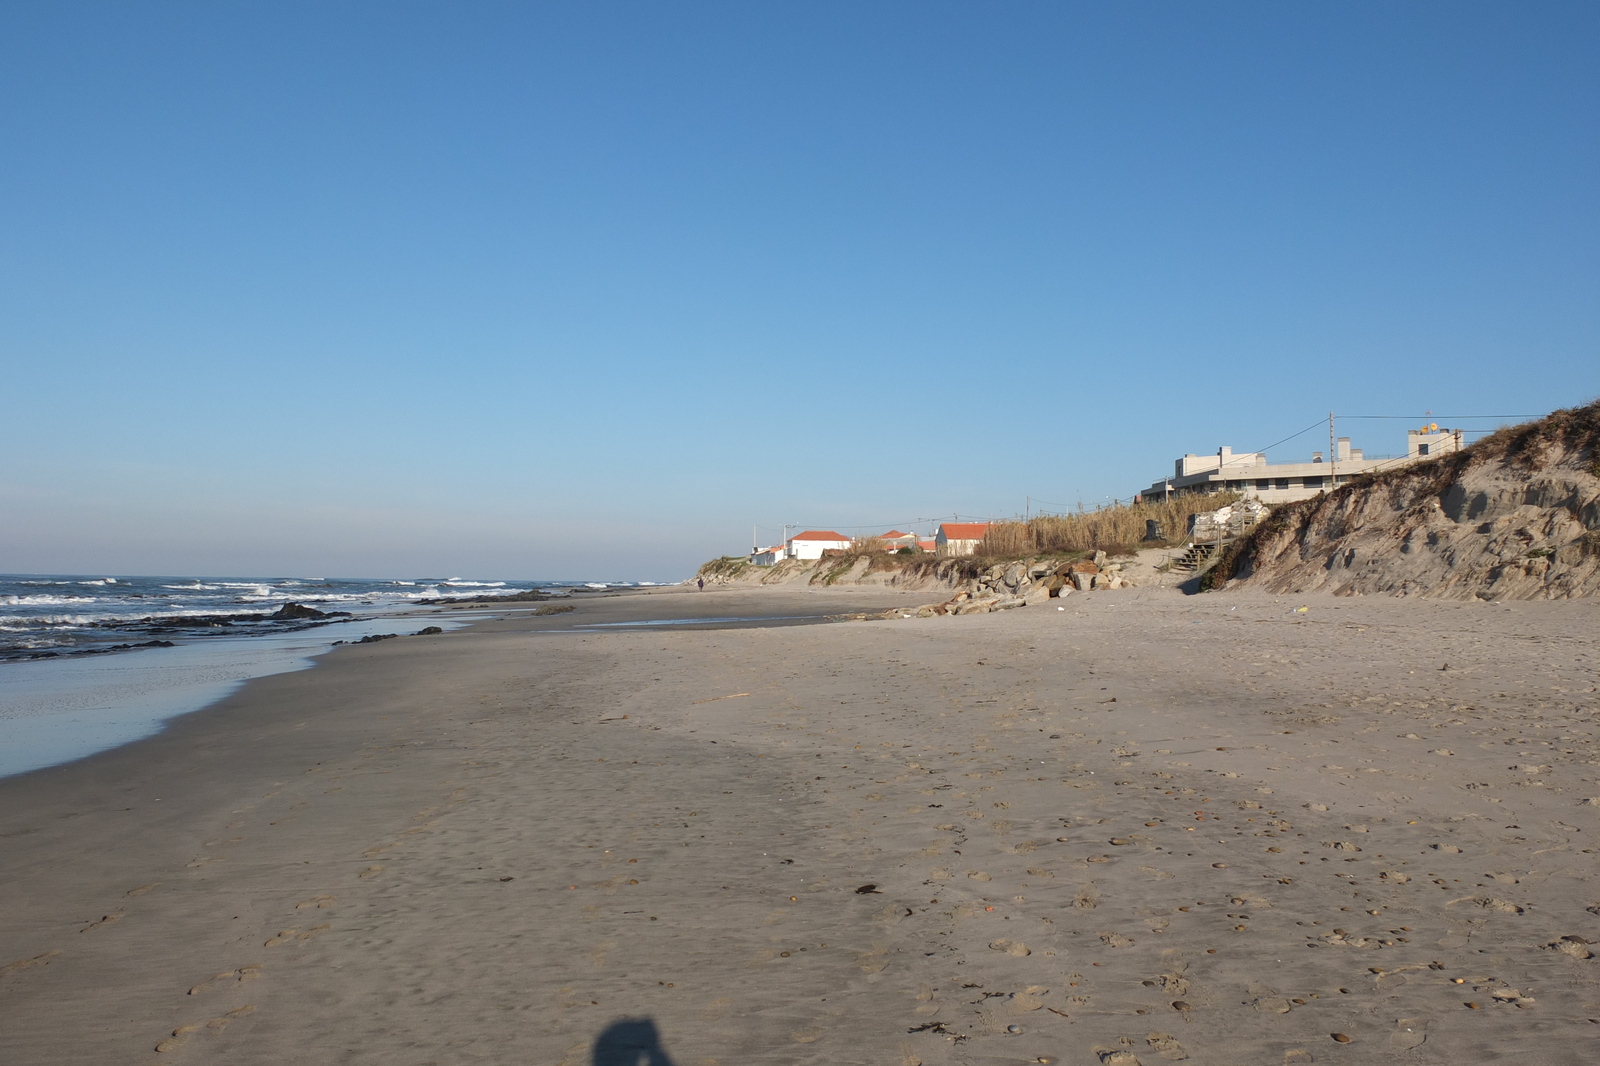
[1139,426,1463,505]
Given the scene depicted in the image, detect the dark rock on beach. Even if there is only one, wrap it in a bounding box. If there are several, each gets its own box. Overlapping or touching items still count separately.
[267,602,333,620]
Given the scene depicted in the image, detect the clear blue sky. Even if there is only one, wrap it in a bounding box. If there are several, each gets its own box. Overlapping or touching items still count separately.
[3,2,1595,580]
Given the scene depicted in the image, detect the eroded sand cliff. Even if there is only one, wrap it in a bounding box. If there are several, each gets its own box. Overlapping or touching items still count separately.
[1219,400,1600,599]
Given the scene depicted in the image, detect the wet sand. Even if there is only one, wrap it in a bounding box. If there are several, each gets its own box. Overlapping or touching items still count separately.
[3,584,1599,1064]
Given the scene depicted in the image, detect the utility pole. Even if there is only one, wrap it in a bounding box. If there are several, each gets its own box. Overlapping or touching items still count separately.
[1329,411,1337,491]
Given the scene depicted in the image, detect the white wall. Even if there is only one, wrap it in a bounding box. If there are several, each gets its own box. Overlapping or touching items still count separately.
[787,538,850,560]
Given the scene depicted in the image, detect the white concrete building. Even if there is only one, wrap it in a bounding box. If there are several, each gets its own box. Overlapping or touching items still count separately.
[1139,426,1464,505]
[936,522,991,557]
[749,545,786,566]
[786,530,852,560]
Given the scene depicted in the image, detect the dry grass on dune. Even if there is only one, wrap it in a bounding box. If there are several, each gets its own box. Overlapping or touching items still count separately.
[977,494,1242,559]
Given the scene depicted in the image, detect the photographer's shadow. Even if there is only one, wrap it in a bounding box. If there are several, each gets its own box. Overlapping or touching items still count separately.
[591,1018,678,1066]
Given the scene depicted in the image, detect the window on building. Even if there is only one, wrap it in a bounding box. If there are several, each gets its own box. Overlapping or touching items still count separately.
[1255,479,1271,489]
[1275,478,1291,490]
[1303,476,1325,489]
[1418,443,1430,456]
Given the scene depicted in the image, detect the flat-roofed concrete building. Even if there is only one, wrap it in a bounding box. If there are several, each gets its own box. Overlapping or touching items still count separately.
[1139,426,1463,505]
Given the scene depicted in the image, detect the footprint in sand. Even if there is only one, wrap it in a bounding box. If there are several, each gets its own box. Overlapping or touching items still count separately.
[125,883,159,897]
[1142,971,1190,996]
[156,1006,253,1052]
[1010,986,1049,1012]
[1543,936,1594,959]
[264,925,327,948]
[1,949,61,976]
[79,913,122,933]
[1389,1017,1428,1049]
[188,965,262,994]
[358,865,385,879]
[155,1024,205,1052]
[1093,1048,1144,1066]
[295,894,336,910]
[1147,1032,1188,1060]
[989,939,1031,957]
[857,948,891,972]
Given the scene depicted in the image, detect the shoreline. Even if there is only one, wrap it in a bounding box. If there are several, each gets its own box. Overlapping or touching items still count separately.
[2,585,1597,1063]
[0,586,679,781]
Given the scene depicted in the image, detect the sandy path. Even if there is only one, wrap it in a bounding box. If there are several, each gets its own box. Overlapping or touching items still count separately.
[3,586,1599,1064]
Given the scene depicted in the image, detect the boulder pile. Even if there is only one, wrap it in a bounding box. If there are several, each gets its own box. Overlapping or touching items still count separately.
[852,551,1136,620]
[1189,498,1270,541]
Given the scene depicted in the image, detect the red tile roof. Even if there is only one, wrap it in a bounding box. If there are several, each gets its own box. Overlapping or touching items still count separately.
[880,530,912,539]
[939,522,991,540]
[791,530,850,542]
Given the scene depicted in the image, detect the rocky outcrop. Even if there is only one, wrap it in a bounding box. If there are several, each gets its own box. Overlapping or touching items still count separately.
[1215,400,1600,599]
[846,553,1155,620]
[267,602,331,620]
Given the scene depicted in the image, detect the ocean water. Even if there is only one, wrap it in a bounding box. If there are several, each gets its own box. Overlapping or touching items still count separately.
[0,573,659,661]
[0,573,666,780]
[0,613,463,778]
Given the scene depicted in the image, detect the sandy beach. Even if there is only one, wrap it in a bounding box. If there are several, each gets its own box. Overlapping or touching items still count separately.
[4,584,1599,1065]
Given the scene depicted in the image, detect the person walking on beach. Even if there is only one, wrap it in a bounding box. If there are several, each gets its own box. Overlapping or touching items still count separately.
[697,577,705,591]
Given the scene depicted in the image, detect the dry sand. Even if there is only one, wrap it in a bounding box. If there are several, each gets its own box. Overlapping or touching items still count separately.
[3,584,1599,1065]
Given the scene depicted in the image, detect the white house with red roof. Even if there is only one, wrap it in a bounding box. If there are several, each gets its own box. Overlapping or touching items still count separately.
[749,545,786,566]
[936,522,991,556]
[878,530,918,550]
[786,530,852,560]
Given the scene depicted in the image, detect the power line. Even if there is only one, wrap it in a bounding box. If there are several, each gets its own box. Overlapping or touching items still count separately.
[1250,418,1329,455]
[761,411,1537,542]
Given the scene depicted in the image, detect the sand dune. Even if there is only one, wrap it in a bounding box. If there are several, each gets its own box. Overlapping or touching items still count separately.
[1222,399,1600,599]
